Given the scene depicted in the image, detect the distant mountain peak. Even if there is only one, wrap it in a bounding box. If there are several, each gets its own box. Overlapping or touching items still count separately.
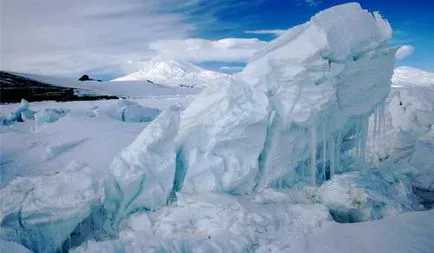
[393,66,434,86]
[112,58,229,87]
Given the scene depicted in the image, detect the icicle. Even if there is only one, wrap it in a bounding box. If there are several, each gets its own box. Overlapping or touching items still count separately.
[373,105,378,141]
[378,101,385,141]
[322,122,327,181]
[310,124,317,186]
[336,130,342,173]
[371,105,378,151]
[355,118,360,158]
[329,136,335,179]
[359,115,369,163]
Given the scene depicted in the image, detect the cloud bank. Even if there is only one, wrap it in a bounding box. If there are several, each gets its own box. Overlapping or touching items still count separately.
[245,29,287,36]
[395,45,415,60]
[149,38,267,63]
[1,0,192,76]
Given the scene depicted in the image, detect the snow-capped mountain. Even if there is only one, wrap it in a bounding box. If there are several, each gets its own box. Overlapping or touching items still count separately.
[392,66,434,86]
[112,58,229,87]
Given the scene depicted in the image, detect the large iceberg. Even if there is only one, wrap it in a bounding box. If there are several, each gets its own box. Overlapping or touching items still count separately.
[103,2,397,231]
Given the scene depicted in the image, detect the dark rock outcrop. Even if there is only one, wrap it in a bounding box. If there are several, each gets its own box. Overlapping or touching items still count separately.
[0,71,117,103]
[78,74,102,82]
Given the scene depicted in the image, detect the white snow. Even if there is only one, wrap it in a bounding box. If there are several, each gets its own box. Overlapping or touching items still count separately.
[0,96,193,189]
[392,66,434,86]
[112,58,230,87]
[291,209,434,253]
[74,191,332,253]
[72,193,434,253]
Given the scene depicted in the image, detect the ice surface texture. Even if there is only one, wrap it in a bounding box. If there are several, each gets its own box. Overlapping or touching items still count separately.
[102,99,161,123]
[103,2,397,230]
[0,163,99,252]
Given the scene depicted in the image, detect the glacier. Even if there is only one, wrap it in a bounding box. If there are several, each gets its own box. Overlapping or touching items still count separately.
[2,2,433,253]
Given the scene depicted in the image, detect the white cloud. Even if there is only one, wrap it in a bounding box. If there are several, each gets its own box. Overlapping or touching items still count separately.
[149,38,266,62]
[395,45,415,60]
[1,0,193,77]
[245,29,287,36]
[305,0,320,6]
[220,66,244,73]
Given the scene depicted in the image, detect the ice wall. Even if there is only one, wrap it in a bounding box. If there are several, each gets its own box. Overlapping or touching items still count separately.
[237,2,395,188]
[103,2,396,231]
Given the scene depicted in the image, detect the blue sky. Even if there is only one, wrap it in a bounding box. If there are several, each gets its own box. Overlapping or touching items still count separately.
[171,0,434,72]
[2,0,433,79]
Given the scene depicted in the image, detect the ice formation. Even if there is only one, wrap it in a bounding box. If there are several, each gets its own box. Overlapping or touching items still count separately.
[102,99,161,123]
[76,192,331,253]
[319,171,418,223]
[103,2,397,231]
[367,66,434,191]
[0,163,99,252]
[0,99,35,125]
[34,107,70,127]
[103,106,182,234]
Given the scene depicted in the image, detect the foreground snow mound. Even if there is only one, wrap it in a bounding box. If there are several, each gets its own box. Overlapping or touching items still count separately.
[102,99,161,123]
[319,172,418,222]
[292,209,434,253]
[0,162,99,253]
[75,192,330,253]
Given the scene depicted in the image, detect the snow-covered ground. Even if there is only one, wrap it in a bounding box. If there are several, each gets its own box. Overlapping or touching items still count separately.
[10,72,201,98]
[1,3,434,253]
[0,96,194,188]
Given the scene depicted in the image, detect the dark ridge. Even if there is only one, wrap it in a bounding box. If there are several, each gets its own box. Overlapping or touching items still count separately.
[1,71,117,103]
